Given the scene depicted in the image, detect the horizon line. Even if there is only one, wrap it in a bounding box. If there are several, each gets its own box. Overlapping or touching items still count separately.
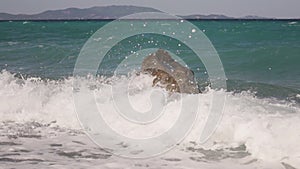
[0,5,299,19]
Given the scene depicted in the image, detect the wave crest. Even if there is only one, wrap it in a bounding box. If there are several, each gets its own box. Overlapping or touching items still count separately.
[0,70,300,165]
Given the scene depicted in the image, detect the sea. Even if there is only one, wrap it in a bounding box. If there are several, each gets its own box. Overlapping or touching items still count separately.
[0,20,299,169]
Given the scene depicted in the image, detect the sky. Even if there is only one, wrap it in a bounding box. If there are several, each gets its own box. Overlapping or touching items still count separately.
[0,0,299,18]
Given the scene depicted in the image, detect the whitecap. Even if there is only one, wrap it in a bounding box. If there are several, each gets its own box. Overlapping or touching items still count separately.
[0,70,299,166]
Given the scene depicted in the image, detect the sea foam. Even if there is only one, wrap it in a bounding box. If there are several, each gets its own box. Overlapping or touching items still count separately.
[0,70,299,166]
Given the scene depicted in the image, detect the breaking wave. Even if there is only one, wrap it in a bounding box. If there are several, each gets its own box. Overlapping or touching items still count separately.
[0,70,299,166]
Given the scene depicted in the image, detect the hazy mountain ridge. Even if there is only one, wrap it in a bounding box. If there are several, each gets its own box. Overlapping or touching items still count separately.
[0,6,160,20]
[0,5,274,20]
[180,14,234,19]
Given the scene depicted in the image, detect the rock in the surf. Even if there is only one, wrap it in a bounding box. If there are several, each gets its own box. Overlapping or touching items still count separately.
[142,49,200,94]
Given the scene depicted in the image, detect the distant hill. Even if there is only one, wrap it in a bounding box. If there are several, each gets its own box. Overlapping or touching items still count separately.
[242,15,270,19]
[0,5,273,20]
[0,6,160,20]
[181,14,234,20]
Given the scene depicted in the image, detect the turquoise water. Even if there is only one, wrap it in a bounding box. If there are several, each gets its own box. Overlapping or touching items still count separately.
[1,20,300,169]
[0,20,299,101]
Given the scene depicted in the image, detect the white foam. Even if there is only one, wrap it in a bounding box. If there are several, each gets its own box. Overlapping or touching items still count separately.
[199,92,300,166]
[288,21,297,25]
[0,70,78,128]
[0,70,299,166]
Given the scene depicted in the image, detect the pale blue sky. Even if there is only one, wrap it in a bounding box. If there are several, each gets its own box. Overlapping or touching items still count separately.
[0,0,299,18]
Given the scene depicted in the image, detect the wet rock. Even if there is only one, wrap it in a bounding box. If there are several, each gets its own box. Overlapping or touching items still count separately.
[142,49,200,94]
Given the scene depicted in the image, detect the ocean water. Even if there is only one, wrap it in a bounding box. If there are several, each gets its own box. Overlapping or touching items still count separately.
[0,20,300,169]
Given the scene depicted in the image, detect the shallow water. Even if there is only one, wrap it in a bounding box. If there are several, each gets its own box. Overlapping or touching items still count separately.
[0,20,300,168]
[0,72,299,168]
